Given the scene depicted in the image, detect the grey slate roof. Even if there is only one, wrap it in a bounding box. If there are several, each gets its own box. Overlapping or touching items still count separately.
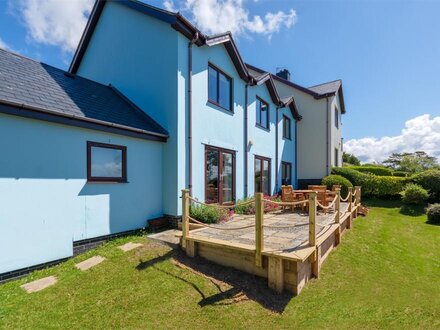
[308,80,342,95]
[0,48,168,138]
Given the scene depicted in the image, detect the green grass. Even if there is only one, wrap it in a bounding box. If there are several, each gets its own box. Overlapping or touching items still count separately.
[1,200,439,329]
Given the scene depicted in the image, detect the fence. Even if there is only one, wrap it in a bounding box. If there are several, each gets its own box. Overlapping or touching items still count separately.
[181,186,362,267]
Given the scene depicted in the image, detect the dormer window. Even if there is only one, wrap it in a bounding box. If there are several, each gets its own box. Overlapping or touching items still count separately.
[208,64,232,111]
[283,115,291,140]
[256,96,269,129]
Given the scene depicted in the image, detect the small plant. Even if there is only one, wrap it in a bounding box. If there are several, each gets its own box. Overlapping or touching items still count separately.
[189,204,231,224]
[321,174,353,197]
[235,197,255,215]
[400,184,429,205]
[234,195,281,215]
[426,204,440,224]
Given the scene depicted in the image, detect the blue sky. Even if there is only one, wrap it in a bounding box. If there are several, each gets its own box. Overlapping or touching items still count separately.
[0,0,439,162]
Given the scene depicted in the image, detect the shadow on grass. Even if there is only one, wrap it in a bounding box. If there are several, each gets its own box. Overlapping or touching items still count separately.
[136,249,292,313]
[399,204,426,217]
[361,198,402,209]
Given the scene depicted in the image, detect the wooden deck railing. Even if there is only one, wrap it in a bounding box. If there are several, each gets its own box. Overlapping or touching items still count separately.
[181,186,362,267]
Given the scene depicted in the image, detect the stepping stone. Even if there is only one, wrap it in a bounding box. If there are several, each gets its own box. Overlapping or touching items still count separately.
[118,242,143,252]
[21,276,57,293]
[75,256,105,271]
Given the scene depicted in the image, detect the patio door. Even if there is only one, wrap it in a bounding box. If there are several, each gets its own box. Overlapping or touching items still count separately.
[255,156,271,196]
[205,146,235,204]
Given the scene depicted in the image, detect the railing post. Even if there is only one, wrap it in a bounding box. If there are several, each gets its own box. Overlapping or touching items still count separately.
[181,189,189,249]
[354,186,361,217]
[308,191,317,247]
[347,187,353,229]
[335,187,341,224]
[255,193,264,267]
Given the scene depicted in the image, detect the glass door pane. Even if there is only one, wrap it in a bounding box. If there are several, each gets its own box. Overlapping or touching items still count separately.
[206,150,219,203]
[221,152,233,203]
[255,158,261,193]
[263,160,270,195]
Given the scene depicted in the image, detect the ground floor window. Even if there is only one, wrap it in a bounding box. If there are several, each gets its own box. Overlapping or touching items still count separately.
[255,155,271,195]
[281,161,292,186]
[205,146,235,204]
[87,141,127,183]
[335,148,339,167]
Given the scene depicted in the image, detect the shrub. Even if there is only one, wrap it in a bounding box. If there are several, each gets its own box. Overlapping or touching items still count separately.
[411,169,440,201]
[400,184,429,205]
[235,195,281,215]
[375,176,407,198]
[235,197,255,215]
[331,167,376,196]
[393,171,409,177]
[426,204,440,224]
[321,175,353,197]
[350,166,393,176]
[189,204,231,224]
[332,167,407,198]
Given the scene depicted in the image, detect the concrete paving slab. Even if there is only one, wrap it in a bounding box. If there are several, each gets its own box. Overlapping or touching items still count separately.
[148,230,180,247]
[21,276,57,293]
[75,256,105,271]
[118,242,143,252]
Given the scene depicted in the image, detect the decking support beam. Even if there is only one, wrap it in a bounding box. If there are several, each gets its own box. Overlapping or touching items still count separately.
[268,257,284,293]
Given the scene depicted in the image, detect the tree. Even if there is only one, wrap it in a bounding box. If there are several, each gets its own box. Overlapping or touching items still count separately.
[343,152,361,166]
[382,151,438,173]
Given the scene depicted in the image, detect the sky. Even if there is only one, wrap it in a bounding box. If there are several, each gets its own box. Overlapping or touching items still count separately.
[0,0,439,163]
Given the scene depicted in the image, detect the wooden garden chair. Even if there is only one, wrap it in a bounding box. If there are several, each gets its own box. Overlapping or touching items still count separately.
[281,185,306,212]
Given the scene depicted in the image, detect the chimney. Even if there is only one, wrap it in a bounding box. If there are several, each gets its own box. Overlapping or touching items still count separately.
[276,68,291,81]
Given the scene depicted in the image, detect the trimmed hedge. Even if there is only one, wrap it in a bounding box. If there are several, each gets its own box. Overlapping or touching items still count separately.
[411,169,440,201]
[321,175,353,197]
[400,184,429,205]
[393,171,409,177]
[350,166,393,176]
[332,167,407,198]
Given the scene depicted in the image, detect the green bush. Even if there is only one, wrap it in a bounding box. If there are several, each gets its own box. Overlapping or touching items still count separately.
[235,197,255,215]
[375,176,408,198]
[400,184,429,205]
[393,171,409,177]
[189,204,230,224]
[331,167,376,196]
[321,175,353,197]
[426,204,440,224]
[411,169,440,201]
[332,167,407,198]
[350,166,393,176]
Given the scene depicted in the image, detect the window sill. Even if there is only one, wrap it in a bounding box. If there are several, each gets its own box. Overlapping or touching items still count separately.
[207,100,233,114]
[256,123,270,132]
[87,180,128,184]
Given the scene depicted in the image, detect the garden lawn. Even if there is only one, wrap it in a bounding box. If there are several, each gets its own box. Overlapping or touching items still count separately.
[1,200,439,329]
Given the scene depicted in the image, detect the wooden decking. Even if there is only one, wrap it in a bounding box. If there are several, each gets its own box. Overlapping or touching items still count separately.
[180,187,362,295]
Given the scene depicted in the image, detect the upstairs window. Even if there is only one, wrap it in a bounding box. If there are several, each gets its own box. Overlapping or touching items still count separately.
[334,148,339,167]
[282,115,291,139]
[335,107,339,128]
[208,64,232,111]
[256,97,269,129]
[87,141,127,183]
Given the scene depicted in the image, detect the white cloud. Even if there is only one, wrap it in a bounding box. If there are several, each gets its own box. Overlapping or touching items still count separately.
[0,37,10,50]
[164,0,176,11]
[165,0,297,37]
[345,114,440,163]
[16,0,94,52]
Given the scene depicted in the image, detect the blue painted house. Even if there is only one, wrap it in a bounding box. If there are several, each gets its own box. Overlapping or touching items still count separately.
[0,0,346,278]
